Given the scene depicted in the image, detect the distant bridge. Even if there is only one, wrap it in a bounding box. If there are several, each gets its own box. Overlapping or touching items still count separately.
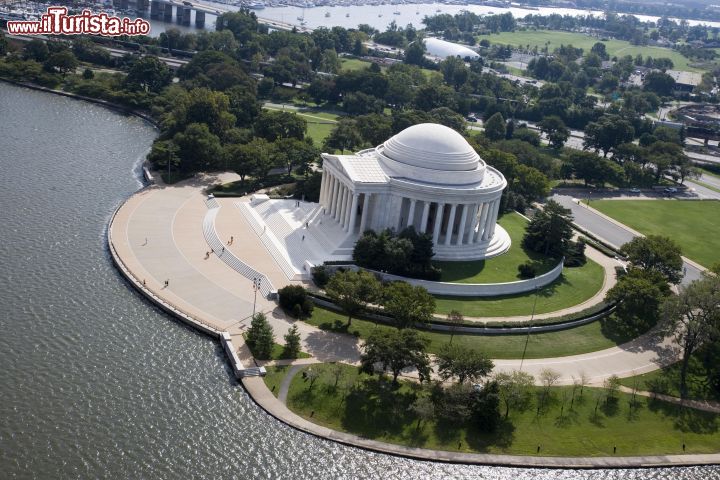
[114,0,312,32]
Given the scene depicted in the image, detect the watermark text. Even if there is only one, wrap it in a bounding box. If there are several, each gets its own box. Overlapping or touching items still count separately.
[7,7,151,36]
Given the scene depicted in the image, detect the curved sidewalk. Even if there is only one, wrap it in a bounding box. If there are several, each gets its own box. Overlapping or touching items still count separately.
[109,174,719,467]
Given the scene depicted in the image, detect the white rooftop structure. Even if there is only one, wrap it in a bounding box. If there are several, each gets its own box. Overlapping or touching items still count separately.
[317,123,509,261]
[424,37,480,60]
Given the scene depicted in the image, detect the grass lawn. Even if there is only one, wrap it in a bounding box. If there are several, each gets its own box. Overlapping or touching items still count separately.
[262,106,339,146]
[480,30,700,72]
[434,212,557,283]
[285,363,720,456]
[306,121,335,146]
[263,365,291,397]
[591,199,720,268]
[435,258,605,317]
[305,306,634,359]
[618,354,719,402]
[340,58,374,71]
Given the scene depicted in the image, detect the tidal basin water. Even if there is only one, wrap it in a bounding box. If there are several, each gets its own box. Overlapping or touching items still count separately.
[0,81,719,479]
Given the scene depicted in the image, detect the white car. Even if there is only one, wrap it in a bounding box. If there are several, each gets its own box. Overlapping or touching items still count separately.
[629,188,641,193]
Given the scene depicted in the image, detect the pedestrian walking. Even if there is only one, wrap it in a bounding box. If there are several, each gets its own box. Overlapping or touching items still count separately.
[221,246,225,254]
[302,235,305,241]
[305,222,309,228]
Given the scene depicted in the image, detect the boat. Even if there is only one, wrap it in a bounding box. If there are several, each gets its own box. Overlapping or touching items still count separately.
[393,9,400,15]
[325,11,330,17]
[378,13,383,17]
[415,10,419,14]
[345,12,349,17]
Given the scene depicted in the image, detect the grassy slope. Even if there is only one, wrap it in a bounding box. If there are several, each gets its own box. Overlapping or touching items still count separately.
[306,306,633,359]
[481,30,699,72]
[591,199,720,268]
[284,363,720,456]
[435,259,604,317]
[434,212,557,283]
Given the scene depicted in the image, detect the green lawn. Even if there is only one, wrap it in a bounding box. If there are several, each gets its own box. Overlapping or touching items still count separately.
[306,121,335,146]
[247,340,311,361]
[340,58,375,71]
[618,354,719,402]
[434,213,557,283]
[263,365,291,397]
[591,199,720,268]
[480,30,700,72]
[284,363,720,456]
[435,258,605,317]
[305,306,634,359]
[262,106,339,146]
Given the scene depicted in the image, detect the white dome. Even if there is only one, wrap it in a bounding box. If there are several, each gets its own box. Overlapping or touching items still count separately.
[424,38,480,60]
[381,123,481,172]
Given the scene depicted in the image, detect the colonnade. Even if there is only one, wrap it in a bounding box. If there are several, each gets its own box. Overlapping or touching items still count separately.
[319,170,501,245]
[396,196,501,246]
[319,170,371,234]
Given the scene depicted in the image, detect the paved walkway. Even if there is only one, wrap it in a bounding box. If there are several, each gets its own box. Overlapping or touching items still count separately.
[277,364,304,404]
[615,386,720,414]
[109,173,720,466]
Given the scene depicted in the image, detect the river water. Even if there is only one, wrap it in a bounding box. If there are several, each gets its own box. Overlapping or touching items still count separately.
[0,82,718,479]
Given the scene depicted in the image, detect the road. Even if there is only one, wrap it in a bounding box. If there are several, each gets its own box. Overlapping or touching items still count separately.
[552,193,705,284]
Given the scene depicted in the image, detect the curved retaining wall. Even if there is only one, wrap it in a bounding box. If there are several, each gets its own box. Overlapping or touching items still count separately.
[330,260,564,297]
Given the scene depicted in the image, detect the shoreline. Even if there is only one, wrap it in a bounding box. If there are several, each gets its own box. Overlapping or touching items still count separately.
[106,185,720,468]
[15,72,706,467]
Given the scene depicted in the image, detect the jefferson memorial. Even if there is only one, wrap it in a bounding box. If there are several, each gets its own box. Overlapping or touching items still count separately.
[238,123,509,280]
[318,123,509,260]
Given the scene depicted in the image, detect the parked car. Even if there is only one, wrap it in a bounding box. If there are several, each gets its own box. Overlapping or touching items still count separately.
[664,187,678,194]
[630,187,641,193]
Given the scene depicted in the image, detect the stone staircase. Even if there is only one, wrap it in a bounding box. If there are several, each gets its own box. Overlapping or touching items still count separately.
[238,366,266,378]
[203,200,276,298]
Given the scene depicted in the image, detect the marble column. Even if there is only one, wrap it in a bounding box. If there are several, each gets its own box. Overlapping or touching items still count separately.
[481,200,495,241]
[319,171,328,206]
[488,198,501,239]
[407,199,417,230]
[432,203,445,245]
[395,197,405,231]
[420,201,430,233]
[469,203,481,243]
[342,187,353,229]
[444,203,458,246]
[339,186,349,226]
[330,176,340,218]
[359,193,371,233]
[347,193,360,233]
[456,204,468,245]
[476,202,490,243]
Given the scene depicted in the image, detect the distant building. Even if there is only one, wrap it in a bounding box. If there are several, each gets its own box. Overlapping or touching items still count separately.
[423,38,480,61]
[666,70,703,92]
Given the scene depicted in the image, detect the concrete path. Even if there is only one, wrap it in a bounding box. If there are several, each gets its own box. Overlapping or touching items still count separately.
[615,386,720,414]
[278,364,304,404]
[112,174,683,386]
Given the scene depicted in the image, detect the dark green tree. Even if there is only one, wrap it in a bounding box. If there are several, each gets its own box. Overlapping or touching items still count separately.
[246,312,275,360]
[382,282,435,329]
[522,200,574,257]
[484,112,506,141]
[435,343,494,384]
[359,329,431,384]
[283,324,302,359]
[325,270,381,326]
[539,115,570,149]
[621,235,684,284]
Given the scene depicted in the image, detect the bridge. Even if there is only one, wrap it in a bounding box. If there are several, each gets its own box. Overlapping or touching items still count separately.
[113,0,311,32]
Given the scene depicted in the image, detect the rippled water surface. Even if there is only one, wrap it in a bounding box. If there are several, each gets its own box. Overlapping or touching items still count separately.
[0,82,718,479]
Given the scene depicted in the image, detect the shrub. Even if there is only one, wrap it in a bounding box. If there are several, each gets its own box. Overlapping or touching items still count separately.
[278,285,312,318]
[311,265,330,288]
[564,239,587,267]
[518,262,537,279]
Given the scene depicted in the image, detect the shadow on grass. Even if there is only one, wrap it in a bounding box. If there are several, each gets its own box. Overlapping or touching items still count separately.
[647,398,719,435]
[315,319,361,337]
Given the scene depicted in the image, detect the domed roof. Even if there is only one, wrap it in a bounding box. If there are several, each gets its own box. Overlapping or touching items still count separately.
[381,123,481,172]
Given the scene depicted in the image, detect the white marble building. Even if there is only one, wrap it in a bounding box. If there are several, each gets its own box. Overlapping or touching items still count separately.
[317,123,510,260]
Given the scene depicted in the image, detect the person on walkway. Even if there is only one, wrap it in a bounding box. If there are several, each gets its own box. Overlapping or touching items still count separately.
[164,279,169,287]
[221,246,225,254]
[302,235,305,241]
[205,251,210,259]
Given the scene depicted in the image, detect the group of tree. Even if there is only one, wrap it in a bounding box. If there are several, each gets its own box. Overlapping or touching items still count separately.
[353,227,441,280]
[320,268,436,329]
[522,200,584,264]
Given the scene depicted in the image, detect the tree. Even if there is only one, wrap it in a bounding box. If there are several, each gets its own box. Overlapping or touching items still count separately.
[325,270,381,326]
[566,150,622,187]
[125,56,172,92]
[538,368,561,411]
[24,39,49,62]
[44,51,78,77]
[622,235,684,284]
[173,123,223,173]
[435,343,494,384]
[246,312,275,360]
[522,200,574,257]
[411,396,434,430]
[255,110,306,141]
[643,71,676,96]
[277,284,313,318]
[323,118,363,153]
[590,41,609,60]
[283,324,302,359]
[495,370,535,418]
[605,268,669,335]
[404,38,427,67]
[359,329,431,384]
[484,112,506,141]
[447,310,464,344]
[382,282,435,329]
[272,138,319,176]
[662,274,720,398]
[539,115,570,149]
[583,115,635,157]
